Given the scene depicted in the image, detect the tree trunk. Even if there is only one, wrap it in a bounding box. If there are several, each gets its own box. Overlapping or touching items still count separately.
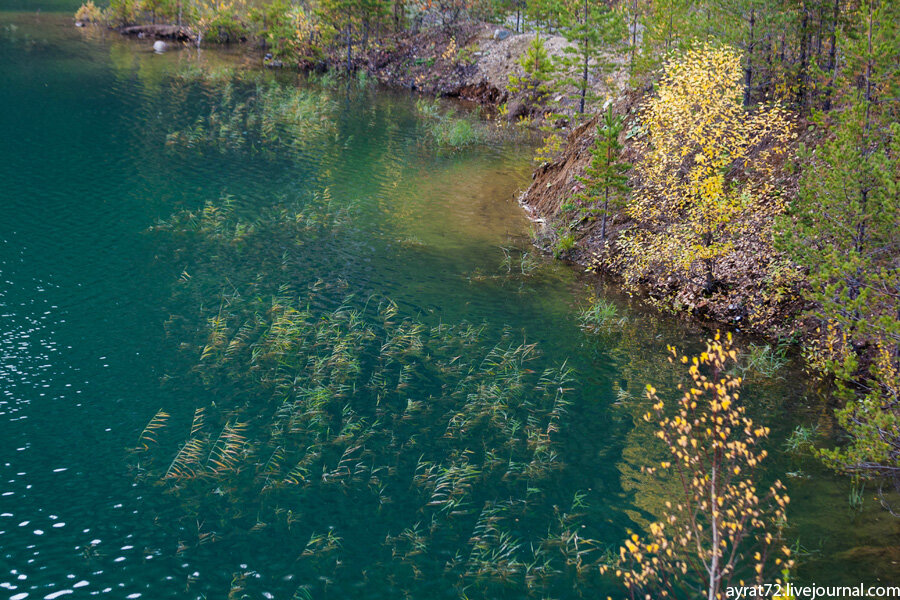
[707,399,724,598]
[823,0,839,111]
[666,12,673,52]
[779,31,787,97]
[708,457,720,600]
[580,47,588,114]
[601,187,609,242]
[849,7,875,314]
[601,134,613,242]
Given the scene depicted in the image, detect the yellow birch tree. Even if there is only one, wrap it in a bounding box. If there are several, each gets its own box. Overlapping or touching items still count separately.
[602,333,794,599]
[617,45,792,296]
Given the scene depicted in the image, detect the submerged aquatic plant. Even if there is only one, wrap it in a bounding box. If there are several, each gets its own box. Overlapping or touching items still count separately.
[784,424,819,454]
[499,246,539,277]
[153,188,352,243]
[578,296,626,333]
[134,146,598,597]
[469,247,541,284]
[740,342,789,378]
[165,82,338,155]
[134,283,582,595]
[134,408,170,452]
[848,481,866,512]
[415,98,486,150]
[432,118,481,148]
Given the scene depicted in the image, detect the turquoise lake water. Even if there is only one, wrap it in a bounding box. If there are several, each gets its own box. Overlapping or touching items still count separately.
[0,9,897,600]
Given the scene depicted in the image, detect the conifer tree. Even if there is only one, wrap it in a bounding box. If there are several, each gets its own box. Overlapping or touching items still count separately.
[507,34,555,106]
[574,105,630,243]
[776,105,899,381]
[775,0,899,493]
[555,0,625,115]
[525,0,566,32]
[637,0,696,69]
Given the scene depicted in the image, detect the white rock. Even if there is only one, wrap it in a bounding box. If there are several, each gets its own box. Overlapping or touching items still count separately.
[153,40,167,53]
